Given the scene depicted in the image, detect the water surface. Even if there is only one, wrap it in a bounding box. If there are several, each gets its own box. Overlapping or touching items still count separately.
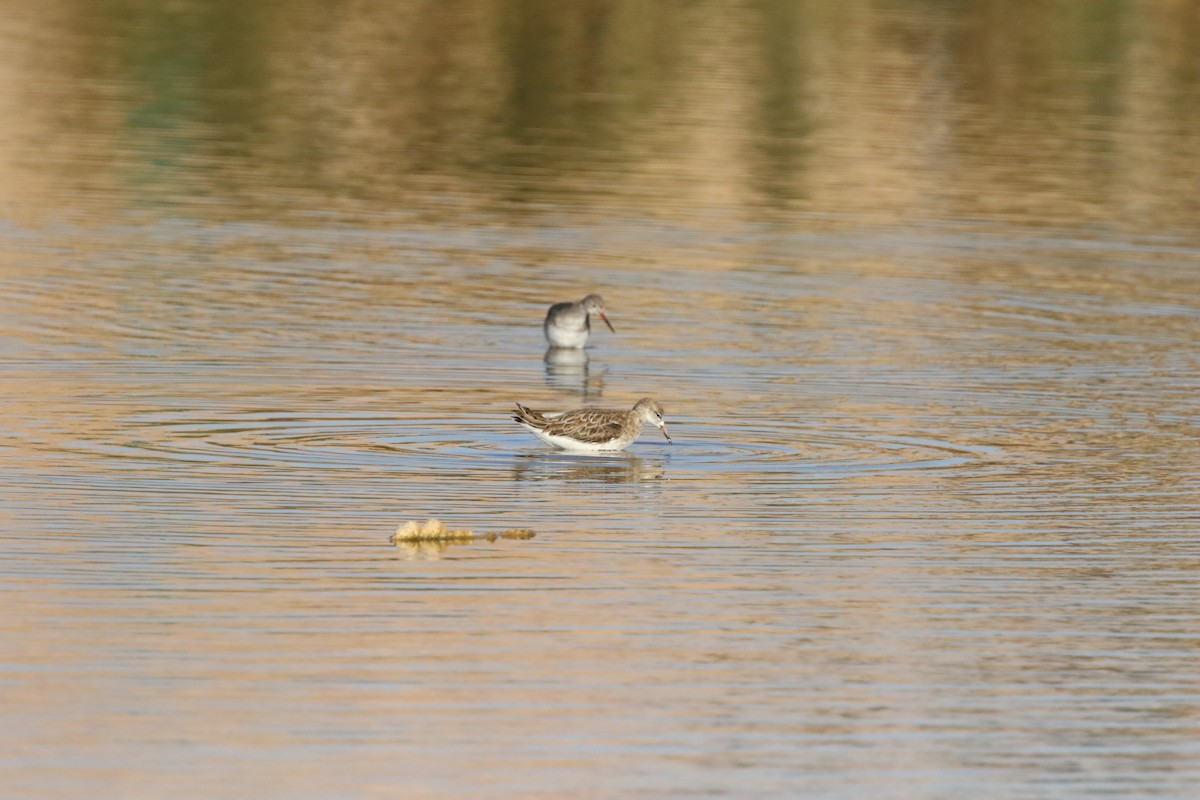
[2,3,1199,798]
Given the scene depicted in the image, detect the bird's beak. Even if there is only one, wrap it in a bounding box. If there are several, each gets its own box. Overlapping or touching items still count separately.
[598,311,615,333]
[660,423,672,443]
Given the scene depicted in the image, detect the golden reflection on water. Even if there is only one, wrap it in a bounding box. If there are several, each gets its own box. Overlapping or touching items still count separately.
[1,1,1198,231]
[1,2,1200,798]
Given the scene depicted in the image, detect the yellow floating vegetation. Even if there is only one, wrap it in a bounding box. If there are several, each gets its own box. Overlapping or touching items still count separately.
[392,518,474,542]
[390,519,536,545]
[490,528,536,541]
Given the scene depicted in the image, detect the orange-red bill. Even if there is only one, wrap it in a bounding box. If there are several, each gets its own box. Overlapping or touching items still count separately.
[598,311,616,333]
[660,423,672,443]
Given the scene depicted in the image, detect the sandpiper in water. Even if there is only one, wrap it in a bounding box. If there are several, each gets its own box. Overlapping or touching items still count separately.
[543,294,615,349]
[511,397,671,452]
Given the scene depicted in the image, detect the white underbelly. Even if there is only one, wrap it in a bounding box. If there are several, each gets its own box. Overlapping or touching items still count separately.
[537,430,626,452]
[545,323,589,348]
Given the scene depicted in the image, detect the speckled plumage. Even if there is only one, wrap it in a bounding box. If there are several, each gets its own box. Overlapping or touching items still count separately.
[543,293,615,349]
[512,398,671,452]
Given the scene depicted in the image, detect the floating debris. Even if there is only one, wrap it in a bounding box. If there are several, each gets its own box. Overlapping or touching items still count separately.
[492,528,535,541]
[392,518,475,543]
[390,518,536,546]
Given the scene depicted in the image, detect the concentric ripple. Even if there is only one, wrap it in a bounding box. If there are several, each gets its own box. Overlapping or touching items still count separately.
[660,426,1004,477]
[59,407,1006,487]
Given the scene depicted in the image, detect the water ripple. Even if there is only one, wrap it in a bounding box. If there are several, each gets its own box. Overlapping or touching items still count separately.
[46,408,1011,491]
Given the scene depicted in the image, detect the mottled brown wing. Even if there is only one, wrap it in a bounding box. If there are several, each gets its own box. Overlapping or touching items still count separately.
[542,409,624,444]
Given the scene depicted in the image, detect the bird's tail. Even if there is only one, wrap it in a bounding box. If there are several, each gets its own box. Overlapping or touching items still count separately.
[512,403,550,428]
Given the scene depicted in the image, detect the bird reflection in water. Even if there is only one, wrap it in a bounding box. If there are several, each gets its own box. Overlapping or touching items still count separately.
[511,452,666,484]
[543,347,606,401]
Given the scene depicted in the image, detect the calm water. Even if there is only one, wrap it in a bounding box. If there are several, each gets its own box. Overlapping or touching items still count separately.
[2,2,1199,798]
